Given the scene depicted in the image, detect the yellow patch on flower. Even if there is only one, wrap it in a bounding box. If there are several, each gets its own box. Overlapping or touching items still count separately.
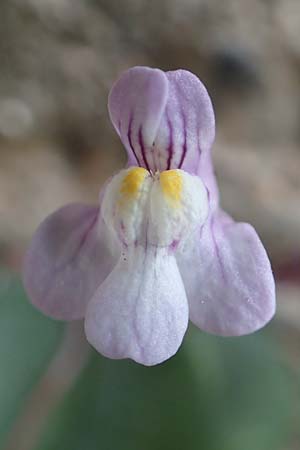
[160,170,182,206]
[120,167,148,198]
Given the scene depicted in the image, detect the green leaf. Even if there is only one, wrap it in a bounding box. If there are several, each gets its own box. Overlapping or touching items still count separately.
[0,271,64,446]
[34,325,292,450]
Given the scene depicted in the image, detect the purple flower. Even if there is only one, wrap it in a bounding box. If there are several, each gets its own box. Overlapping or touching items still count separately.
[23,67,275,366]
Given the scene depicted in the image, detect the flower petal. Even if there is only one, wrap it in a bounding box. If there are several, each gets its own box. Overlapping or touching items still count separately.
[177,210,276,336]
[108,67,215,174]
[153,69,215,173]
[108,66,169,168]
[23,203,118,321]
[85,245,189,366]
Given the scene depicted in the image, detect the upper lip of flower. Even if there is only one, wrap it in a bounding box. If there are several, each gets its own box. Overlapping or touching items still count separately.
[108,66,215,174]
[22,66,276,367]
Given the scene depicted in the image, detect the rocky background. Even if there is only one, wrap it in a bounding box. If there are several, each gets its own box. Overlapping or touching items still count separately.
[0,1,299,449]
[1,0,300,263]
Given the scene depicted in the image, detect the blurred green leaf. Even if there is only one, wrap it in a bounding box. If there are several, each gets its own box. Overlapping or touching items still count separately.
[34,324,291,450]
[0,270,64,446]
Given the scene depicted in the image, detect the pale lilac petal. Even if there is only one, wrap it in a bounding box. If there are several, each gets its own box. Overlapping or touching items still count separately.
[85,245,189,366]
[23,203,118,321]
[153,70,215,173]
[177,210,276,336]
[108,67,215,174]
[108,66,169,168]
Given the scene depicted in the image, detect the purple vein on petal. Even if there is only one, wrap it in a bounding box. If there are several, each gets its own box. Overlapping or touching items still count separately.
[127,114,141,166]
[166,115,174,170]
[196,122,202,169]
[69,210,99,265]
[211,216,227,282]
[119,221,129,249]
[178,109,187,169]
[138,126,150,172]
[199,223,204,241]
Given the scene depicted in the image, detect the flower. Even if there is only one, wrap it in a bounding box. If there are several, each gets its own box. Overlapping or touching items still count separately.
[23,66,276,366]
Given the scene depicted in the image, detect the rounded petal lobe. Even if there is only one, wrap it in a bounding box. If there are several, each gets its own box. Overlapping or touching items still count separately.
[177,210,276,336]
[153,69,215,173]
[108,66,169,168]
[85,245,189,366]
[23,203,117,321]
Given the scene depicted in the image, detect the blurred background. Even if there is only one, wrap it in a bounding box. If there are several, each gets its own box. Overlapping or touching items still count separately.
[0,0,299,449]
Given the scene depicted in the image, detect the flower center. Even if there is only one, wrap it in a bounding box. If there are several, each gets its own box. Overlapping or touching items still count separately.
[101,167,208,248]
[159,170,183,205]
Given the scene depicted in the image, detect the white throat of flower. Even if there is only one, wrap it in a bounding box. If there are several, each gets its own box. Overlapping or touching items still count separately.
[101,167,208,250]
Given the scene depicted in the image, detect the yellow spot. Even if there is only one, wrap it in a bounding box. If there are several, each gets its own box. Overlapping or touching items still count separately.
[160,170,182,205]
[120,167,148,198]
